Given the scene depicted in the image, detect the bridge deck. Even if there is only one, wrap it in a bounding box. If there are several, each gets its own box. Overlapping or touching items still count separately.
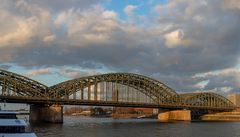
[0,69,236,111]
[0,95,235,111]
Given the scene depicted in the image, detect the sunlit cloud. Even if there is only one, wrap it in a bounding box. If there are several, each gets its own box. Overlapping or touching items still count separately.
[27,68,52,77]
[43,34,56,43]
[0,0,239,94]
[59,68,99,79]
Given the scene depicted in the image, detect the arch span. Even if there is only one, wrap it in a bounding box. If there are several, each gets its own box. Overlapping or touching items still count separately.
[49,73,180,105]
[0,69,48,98]
[0,69,235,110]
[180,92,235,109]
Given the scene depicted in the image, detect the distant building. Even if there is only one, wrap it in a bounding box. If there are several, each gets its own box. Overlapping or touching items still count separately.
[113,107,154,114]
[228,94,240,107]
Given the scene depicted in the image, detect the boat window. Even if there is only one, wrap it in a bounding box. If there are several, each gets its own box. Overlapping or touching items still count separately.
[0,114,17,119]
[0,126,25,133]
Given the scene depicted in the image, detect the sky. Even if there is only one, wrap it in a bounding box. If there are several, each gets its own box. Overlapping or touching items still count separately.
[0,0,240,96]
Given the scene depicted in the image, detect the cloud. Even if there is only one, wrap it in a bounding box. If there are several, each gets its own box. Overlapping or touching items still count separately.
[31,0,101,13]
[193,80,209,89]
[164,29,185,48]
[59,68,99,79]
[27,68,52,76]
[0,64,11,70]
[124,5,138,16]
[0,14,36,47]
[0,1,52,47]
[43,34,56,43]
[53,6,118,44]
[224,0,240,10]
[0,0,239,94]
[102,10,117,19]
[194,68,240,92]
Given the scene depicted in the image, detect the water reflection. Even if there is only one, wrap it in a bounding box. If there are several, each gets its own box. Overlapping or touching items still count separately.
[27,116,240,137]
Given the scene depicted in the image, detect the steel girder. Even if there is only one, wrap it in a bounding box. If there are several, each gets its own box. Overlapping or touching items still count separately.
[0,69,48,98]
[48,73,179,105]
[180,92,235,109]
[0,69,236,110]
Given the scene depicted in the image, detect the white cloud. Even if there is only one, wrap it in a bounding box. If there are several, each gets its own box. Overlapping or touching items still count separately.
[193,80,209,89]
[43,34,56,42]
[54,9,73,27]
[59,68,81,78]
[124,5,138,16]
[53,6,119,45]
[194,87,233,95]
[102,11,117,19]
[193,15,205,23]
[155,0,183,13]
[27,68,51,76]
[59,68,99,79]
[83,34,109,43]
[0,16,37,47]
[195,68,240,78]
[220,87,233,93]
[164,29,185,48]
[194,68,240,89]
[0,0,239,94]
[0,1,51,47]
[221,69,240,88]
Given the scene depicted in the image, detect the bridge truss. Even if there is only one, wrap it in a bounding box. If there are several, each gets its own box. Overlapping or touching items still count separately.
[0,69,236,111]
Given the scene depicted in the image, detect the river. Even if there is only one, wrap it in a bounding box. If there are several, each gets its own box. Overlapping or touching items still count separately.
[27,116,240,137]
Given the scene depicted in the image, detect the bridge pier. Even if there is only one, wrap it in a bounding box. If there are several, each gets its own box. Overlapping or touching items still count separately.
[158,109,191,121]
[29,104,63,123]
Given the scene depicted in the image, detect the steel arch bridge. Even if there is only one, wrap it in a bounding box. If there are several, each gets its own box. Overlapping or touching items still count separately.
[0,69,48,98]
[0,69,236,111]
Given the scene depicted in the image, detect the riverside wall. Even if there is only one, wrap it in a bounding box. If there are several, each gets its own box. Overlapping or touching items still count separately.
[201,110,240,121]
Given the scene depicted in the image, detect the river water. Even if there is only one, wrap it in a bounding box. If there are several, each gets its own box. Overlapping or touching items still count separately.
[27,116,240,137]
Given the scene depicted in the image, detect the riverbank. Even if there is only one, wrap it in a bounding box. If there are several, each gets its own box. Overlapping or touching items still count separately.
[112,114,156,119]
[201,111,240,121]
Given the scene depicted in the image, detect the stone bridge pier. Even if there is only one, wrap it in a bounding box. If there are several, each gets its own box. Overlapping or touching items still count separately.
[158,109,221,121]
[29,104,63,123]
[158,109,191,121]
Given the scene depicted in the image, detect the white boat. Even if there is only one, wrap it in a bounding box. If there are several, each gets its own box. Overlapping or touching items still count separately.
[0,111,37,137]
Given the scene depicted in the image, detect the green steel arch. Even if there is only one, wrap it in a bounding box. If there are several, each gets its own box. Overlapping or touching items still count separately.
[180,92,235,109]
[0,69,48,98]
[0,69,236,110]
[49,73,180,105]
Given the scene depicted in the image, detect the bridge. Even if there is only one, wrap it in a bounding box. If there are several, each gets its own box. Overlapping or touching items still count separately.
[0,69,236,123]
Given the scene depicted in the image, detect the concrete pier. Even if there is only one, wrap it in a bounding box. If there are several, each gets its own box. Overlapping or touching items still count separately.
[29,104,63,123]
[158,110,191,121]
